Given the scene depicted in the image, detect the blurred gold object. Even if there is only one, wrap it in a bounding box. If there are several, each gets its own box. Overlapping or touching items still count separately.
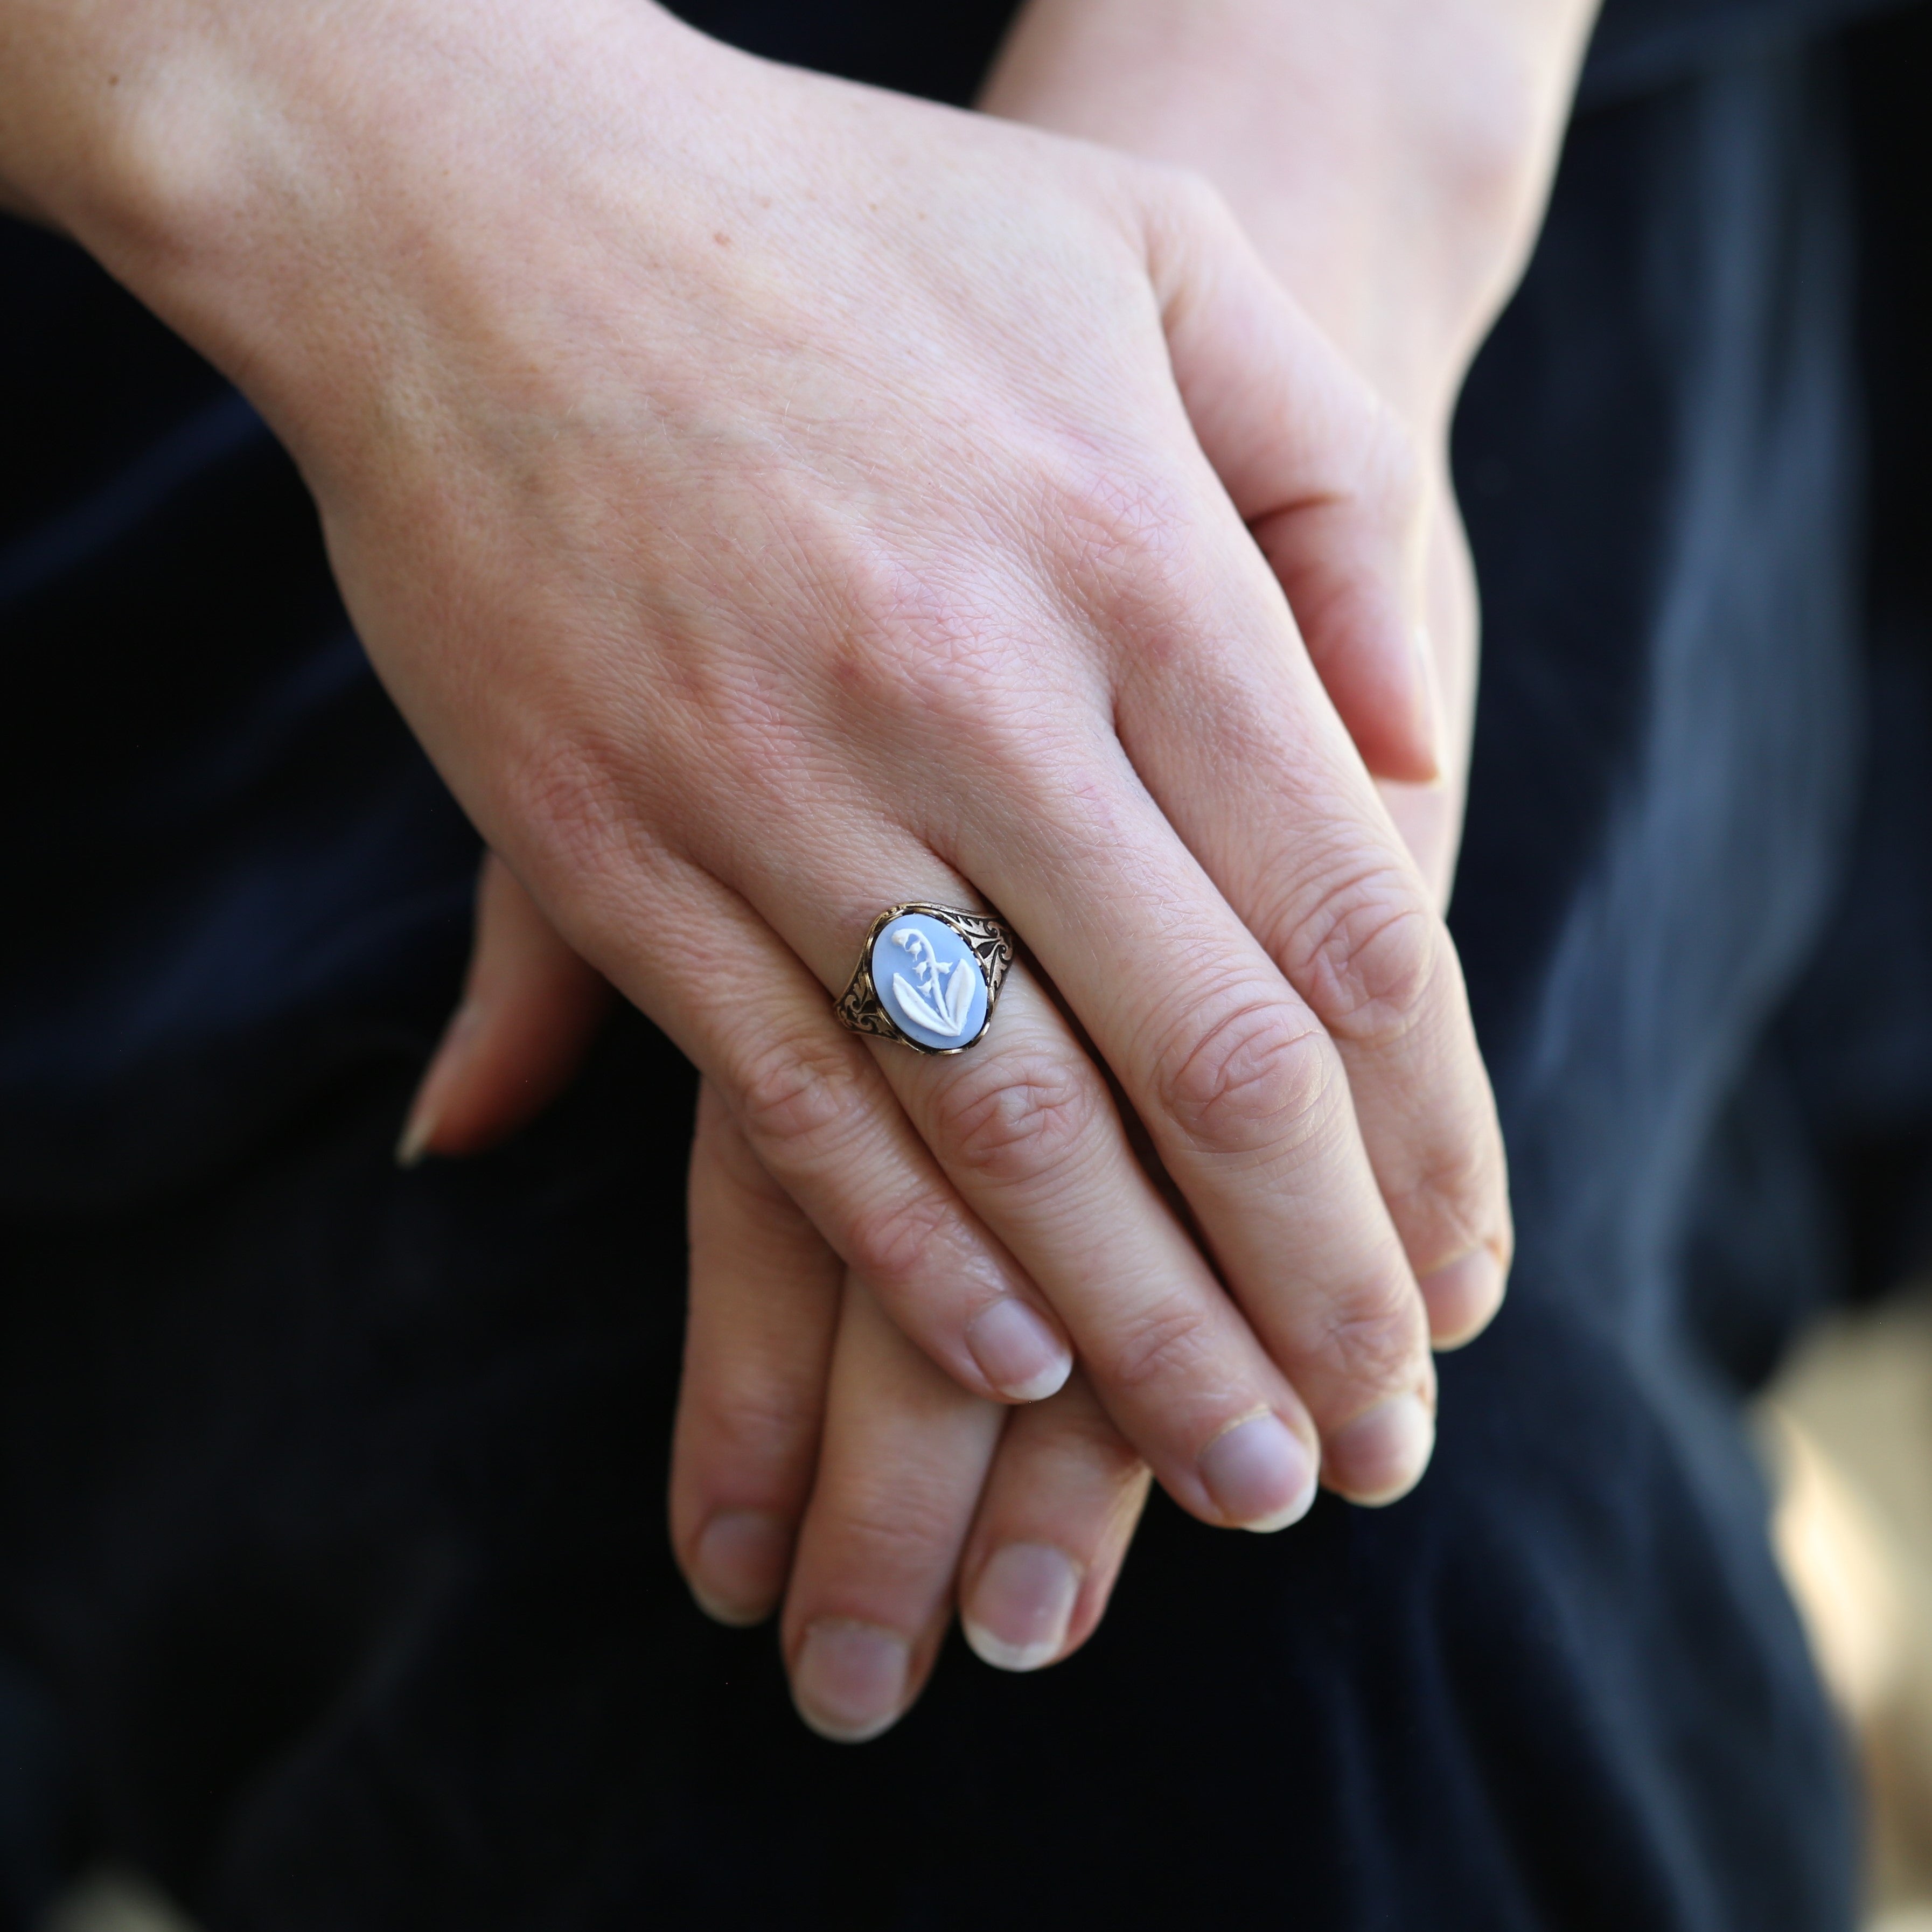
[1762,1290,1932,1930]
[39,1872,201,1932]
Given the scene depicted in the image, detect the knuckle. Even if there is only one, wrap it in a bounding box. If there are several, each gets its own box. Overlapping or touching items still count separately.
[734,1035,872,1174]
[513,739,635,884]
[1153,995,1338,1157]
[1098,1302,1220,1398]
[932,1051,1107,1194]
[1045,1408,1149,1487]
[832,598,1064,780]
[1283,868,1442,1052]
[690,1366,817,1468]
[846,612,997,727]
[1314,1277,1428,1399]
[825,1467,978,1563]
[1139,157,1236,246]
[815,550,1008,731]
[1035,457,1197,648]
[694,1086,793,1209]
[838,1189,957,1298]
[1418,75,1549,242]
[1167,163,1233,229]
[1389,1131,1504,1260]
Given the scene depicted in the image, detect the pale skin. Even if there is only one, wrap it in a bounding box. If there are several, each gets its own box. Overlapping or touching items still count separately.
[0,0,1594,1740]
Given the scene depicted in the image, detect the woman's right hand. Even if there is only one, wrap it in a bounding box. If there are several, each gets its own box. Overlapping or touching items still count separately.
[18,0,1508,1525]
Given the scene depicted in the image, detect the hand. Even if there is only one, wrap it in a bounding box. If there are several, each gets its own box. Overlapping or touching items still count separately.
[12,0,1510,1525]
[415,791,1487,1738]
[667,0,1599,1691]
[386,0,1598,1738]
[410,856,1154,1737]
[685,1122,1153,1741]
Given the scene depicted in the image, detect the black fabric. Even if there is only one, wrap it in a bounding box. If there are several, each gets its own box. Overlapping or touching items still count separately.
[5,2,1932,1927]
[662,0,1921,108]
[670,0,1017,101]
[0,227,477,1213]
[1581,0,1917,100]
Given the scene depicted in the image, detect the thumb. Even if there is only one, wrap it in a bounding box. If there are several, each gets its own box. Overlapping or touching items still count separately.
[1148,177,1440,784]
[396,850,615,1165]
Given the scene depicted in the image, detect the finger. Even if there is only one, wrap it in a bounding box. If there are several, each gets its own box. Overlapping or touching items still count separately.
[537,824,1320,1531]
[668,833,1323,1533]
[679,1089,1152,1678]
[671,1077,843,1626]
[558,849,1079,1409]
[1365,484,1510,1349]
[781,1275,1005,1743]
[1150,174,1438,785]
[870,963,1325,1528]
[915,756,1439,1506]
[601,763,1441,1511]
[958,1370,1150,1673]
[1140,183,1510,1354]
[396,850,614,1164]
[1377,468,1483,914]
[1108,529,1512,1357]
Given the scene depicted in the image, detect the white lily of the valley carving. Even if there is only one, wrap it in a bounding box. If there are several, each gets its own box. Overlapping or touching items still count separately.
[890,927,977,1038]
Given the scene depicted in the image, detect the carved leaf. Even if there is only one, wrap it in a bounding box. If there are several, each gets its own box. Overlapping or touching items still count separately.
[945,959,978,1031]
[891,972,964,1037]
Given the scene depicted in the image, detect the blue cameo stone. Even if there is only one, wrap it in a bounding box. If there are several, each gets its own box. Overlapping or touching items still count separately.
[871,913,988,1051]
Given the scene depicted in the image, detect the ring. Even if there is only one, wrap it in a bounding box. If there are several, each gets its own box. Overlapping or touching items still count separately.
[835,903,1016,1054]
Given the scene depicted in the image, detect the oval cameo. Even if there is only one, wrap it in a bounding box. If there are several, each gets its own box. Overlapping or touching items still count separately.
[871,913,988,1051]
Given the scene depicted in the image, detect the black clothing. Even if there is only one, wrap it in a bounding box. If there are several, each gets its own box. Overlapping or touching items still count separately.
[3,3,1931,1927]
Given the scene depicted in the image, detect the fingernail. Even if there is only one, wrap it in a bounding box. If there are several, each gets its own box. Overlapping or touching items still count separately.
[1411,624,1447,783]
[792,1620,911,1743]
[965,1299,1071,1403]
[394,1100,438,1169]
[1420,1248,1505,1349]
[1324,1392,1436,1505]
[394,1003,482,1168]
[689,1510,790,1627]
[962,1544,1082,1672]
[1199,1412,1317,1532]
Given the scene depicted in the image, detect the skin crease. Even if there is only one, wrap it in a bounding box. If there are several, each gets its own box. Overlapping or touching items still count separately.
[408,0,1599,1741]
[0,0,1588,1739]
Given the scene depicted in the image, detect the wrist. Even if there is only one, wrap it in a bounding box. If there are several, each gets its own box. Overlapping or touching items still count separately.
[0,1,317,265]
[0,0,708,458]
